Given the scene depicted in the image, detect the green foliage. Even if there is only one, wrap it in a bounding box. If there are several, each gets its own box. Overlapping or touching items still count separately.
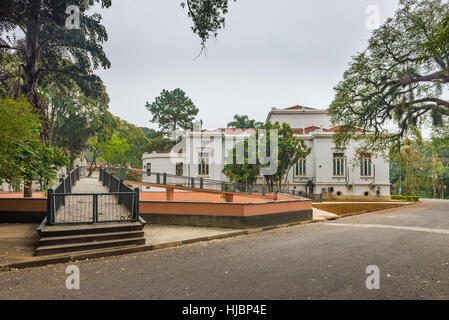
[0,0,112,137]
[329,0,449,155]
[87,112,150,169]
[390,131,449,199]
[391,195,420,201]
[141,127,177,153]
[180,0,235,50]
[125,170,142,182]
[115,119,149,168]
[0,98,67,191]
[223,121,311,190]
[100,133,130,167]
[422,12,449,57]
[227,114,262,128]
[145,88,199,134]
[45,80,109,162]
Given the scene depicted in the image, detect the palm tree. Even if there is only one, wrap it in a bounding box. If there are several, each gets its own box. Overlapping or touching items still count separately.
[227,115,261,128]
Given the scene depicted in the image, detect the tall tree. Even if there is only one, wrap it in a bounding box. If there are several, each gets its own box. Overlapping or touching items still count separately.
[145,88,199,134]
[329,0,449,154]
[223,122,310,191]
[0,0,111,138]
[46,80,109,164]
[227,114,261,128]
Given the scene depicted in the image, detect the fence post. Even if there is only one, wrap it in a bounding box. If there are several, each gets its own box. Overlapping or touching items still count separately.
[191,177,195,188]
[232,181,237,193]
[67,172,72,193]
[133,187,140,221]
[156,173,160,184]
[118,179,123,204]
[163,173,167,185]
[221,181,225,191]
[249,185,253,194]
[76,165,80,181]
[115,168,119,179]
[59,178,65,206]
[320,193,323,203]
[200,177,204,189]
[99,166,102,181]
[262,186,266,196]
[47,189,53,225]
[121,167,126,180]
[93,194,98,223]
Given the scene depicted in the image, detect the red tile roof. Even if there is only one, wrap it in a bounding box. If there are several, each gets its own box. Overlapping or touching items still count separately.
[284,105,316,110]
[201,128,257,135]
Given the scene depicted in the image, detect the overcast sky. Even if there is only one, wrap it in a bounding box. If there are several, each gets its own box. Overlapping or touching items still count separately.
[93,0,400,130]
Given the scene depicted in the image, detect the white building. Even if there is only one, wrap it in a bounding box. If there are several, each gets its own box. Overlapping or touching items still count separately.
[142,106,391,200]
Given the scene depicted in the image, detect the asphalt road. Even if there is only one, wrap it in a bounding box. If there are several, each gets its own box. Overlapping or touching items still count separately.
[0,199,448,299]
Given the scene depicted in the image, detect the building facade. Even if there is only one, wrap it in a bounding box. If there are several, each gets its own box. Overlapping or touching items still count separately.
[142,106,391,200]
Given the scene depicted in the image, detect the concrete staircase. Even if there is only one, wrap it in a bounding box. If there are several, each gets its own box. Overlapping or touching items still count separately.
[36,222,145,256]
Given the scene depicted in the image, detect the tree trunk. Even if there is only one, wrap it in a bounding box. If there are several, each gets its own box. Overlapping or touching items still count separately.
[21,1,51,197]
[24,181,33,198]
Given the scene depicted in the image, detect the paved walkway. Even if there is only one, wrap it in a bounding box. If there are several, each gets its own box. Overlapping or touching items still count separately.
[0,212,336,267]
[0,223,241,267]
[54,178,131,223]
[0,206,337,267]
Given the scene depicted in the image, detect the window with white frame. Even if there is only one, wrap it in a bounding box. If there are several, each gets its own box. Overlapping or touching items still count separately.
[198,152,209,176]
[333,153,345,176]
[360,155,372,177]
[295,158,306,176]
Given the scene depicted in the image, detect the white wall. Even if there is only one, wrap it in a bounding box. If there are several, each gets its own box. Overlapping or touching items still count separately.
[268,111,331,128]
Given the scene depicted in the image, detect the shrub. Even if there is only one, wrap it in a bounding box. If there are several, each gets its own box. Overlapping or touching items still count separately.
[391,195,420,202]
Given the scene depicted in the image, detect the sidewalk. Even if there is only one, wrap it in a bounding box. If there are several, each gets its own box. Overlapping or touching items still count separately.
[0,209,335,271]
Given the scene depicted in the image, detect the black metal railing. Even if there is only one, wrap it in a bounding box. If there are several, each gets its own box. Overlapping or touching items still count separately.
[46,166,140,225]
[96,166,323,202]
[47,166,81,225]
[106,167,324,201]
[100,167,139,219]
[48,192,137,224]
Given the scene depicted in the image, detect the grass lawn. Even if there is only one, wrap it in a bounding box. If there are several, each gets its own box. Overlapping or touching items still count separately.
[312,202,410,216]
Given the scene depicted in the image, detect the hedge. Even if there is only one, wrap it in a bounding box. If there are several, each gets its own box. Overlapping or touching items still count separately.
[391,195,420,202]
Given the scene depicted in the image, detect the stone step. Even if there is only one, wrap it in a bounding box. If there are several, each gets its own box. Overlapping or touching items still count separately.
[35,237,145,256]
[37,230,145,246]
[39,222,144,237]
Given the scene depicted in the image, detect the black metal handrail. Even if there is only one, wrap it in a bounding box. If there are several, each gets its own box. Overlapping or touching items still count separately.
[46,166,140,225]
[46,166,81,225]
[99,167,139,222]
[97,166,321,202]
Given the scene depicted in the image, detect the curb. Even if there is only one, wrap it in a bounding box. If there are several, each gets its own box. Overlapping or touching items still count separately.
[0,219,321,272]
